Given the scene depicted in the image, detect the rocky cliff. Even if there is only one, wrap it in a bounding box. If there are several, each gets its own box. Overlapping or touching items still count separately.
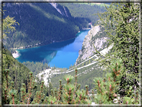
[76,25,108,65]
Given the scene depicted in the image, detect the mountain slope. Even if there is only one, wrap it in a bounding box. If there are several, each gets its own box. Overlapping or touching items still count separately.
[2,46,50,103]
[59,3,106,25]
[50,3,72,17]
[36,25,110,89]
[2,46,31,100]
[75,25,108,64]
[3,3,89,51]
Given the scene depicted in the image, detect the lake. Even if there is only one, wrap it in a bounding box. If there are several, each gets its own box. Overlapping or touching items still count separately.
[16,30,90,68]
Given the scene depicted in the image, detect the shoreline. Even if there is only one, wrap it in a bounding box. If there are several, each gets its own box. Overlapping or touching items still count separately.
[12,50,20,58]
[11,29,91,51]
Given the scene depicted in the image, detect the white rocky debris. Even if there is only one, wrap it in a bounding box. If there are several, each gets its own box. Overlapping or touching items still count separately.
[87,25,100,36]
[76,25,109,64]
[36,69,52,87]
[91,102,96,105]
[63,6,68,17]
[12,50,20,58]
[100,43,113,56]
[36,68,61,87]
[50,3,69,17]
[50,3,63,15]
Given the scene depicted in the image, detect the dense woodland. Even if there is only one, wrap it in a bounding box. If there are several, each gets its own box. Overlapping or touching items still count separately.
[2,2,141,105]
[3,3,105,53]
[22,61,49,76]
[59,3,106,25]
[2,47,53,104]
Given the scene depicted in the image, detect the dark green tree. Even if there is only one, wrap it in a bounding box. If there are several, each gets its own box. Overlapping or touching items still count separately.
[95,2,140,99]
[3,15,19,38]
[94,59,139,104]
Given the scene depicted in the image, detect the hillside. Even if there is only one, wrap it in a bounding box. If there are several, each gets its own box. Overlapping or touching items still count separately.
[2,46,50,103]
[2,2,140,105]
[3,3,90,52]
[36,25,111,90]
[59,3,106,25]
[75,25,108,64]
[2,46,31,100]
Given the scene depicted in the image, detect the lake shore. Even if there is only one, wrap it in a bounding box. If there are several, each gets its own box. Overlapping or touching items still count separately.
[12,50,20,58]
[10,29,90,51]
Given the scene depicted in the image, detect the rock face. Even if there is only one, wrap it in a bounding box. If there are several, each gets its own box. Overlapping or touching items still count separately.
[50,3,72,17]
[76,25,108,64]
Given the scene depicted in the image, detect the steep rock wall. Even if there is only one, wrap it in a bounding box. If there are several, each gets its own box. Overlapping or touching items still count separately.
[76,25,108,64]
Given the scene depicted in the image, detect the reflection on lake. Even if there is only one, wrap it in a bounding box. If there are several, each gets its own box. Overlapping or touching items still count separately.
[16,30,90,68]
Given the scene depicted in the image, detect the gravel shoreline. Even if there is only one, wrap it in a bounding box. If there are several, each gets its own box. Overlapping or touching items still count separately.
[12,50,20,58]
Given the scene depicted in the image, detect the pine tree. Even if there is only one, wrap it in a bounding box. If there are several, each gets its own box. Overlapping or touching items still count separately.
[94,59,139,104]
[2,69,92,105]
[3,15,19,38]
[95,2,140,99]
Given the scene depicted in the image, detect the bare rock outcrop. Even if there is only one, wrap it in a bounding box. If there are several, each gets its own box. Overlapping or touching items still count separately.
[76,25,108,64]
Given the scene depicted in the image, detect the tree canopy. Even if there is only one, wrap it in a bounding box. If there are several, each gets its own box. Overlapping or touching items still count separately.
[3,15,19,38]
[96,2,140,97]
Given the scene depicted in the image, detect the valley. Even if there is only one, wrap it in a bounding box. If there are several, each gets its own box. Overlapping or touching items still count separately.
[34,24,114,90]
[3,2,107,78]
[3,3,105,53]
[3,2,108,91]
[2,2,140,105]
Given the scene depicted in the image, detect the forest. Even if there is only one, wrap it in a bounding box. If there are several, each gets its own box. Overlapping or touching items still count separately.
[3,3,105,53]
[1,2,141,106]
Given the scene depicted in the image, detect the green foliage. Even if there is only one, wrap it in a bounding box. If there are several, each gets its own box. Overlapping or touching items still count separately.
[95,2,140,99]
[31,81,45,104]
[3,15,19,38]
[2,47,49,104]
[94,59,139,104]
[22,61,50,76]
[8,81,20,104]
[59,3,106,25]
[51,63,104,90]
[64,75,74,84]
[2,2,140,105]
[3,68,92,104]
[46,95,58,104]
[3,3,94,50]
[3,69,45,104]
[60,69,92,104]
[94,60,122,104]
[2,47,31,102]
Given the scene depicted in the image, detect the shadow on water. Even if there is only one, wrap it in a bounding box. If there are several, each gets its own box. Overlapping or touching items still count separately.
[43,37,76,49]
[17,38,76,63]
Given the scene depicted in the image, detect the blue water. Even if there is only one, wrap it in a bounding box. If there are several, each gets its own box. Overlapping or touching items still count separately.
[16,30,90,68]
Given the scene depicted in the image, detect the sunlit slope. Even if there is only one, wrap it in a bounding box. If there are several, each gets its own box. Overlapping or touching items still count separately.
[59,3,106,25]
[51,63,104,90]
[50,24,113,90]
[50,44,113,90]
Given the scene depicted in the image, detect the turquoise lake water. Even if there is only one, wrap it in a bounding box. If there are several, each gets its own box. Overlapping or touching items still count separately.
[16,30,90,68]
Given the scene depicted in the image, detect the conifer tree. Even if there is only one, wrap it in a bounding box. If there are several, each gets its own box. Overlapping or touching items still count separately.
[95,2,140,98]
[94,59,139,104]
[2,69,92,105]
[3,15,19,38]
